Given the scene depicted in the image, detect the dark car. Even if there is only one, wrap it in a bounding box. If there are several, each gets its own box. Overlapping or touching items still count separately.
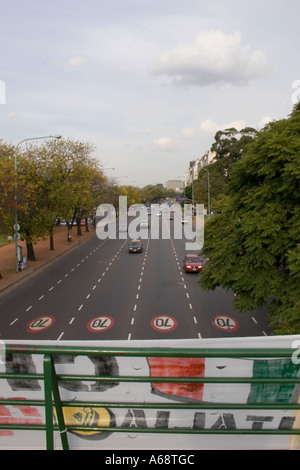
[183,254,202,272]
[129,239,143,253]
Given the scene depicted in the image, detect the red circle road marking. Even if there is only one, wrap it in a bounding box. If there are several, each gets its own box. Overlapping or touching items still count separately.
[212,315,239,332]
[151,315,177,332]
[87,316,114,332]
[27,316,55,333]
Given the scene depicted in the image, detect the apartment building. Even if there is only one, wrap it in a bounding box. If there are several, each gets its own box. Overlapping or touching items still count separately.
[185,150,216,186]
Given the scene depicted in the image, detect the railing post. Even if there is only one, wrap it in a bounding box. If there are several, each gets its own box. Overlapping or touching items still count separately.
[43,355,54,450]
[43,354,69,450]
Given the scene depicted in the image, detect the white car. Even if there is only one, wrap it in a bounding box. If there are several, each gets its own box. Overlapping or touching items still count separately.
[181,218,188,224]
[140,220,148,228]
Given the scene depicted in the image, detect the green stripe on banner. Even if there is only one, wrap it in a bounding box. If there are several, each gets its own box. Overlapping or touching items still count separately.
[248,359,300,404]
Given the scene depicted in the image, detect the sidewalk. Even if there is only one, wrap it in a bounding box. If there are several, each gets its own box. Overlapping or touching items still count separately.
[0,226,95,293]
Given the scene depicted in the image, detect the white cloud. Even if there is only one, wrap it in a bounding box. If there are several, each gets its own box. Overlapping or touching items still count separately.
[67,56,86,68]
[152,137,181,151]
[181,117,265,142]
[7,112,17,119]
[54,56,87,71]
[199,119,219,134]
[258,116,273,129]
[150,30,271,87]
[199,118,249,135]
[181,127,197,139]
[222,119,247,132]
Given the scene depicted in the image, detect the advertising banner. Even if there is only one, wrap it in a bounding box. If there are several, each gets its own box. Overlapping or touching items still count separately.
[0,335,300,450]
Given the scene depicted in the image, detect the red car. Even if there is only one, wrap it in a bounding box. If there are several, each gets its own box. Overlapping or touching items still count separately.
[183,254,202,273]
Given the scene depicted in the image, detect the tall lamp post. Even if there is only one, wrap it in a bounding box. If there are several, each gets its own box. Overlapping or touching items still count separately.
[202,168,210,219]
[14,135,62,272]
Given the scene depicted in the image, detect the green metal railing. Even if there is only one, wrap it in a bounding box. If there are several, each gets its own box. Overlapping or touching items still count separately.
[0,344,300,450]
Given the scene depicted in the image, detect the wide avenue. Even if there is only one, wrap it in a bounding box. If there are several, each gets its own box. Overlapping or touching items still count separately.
[0,211,271,341]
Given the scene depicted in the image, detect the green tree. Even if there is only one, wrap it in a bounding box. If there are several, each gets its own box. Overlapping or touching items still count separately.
[193,127,258,210]
[0,141,16,277]
[0,137,107,264]
[186,127,257,213]
[14,153,46,260]
[211,126,258,163]
[193,160,229,212]
[138,184,178,205]
[15,138,103,258]
[42,138,98,238]
[0,141,15,229]
[199,104,300,334]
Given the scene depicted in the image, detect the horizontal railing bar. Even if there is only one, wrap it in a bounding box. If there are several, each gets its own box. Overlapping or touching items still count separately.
[0,423,299,435]
[54,375,300,384]
[39,425,300,436]
[1,373,300,384]
[59,401,300,410]
[0,424,49,431]
[0,373,44,380]
[1,398,300,410]
[0,399,44,406]
[3,345,298,358]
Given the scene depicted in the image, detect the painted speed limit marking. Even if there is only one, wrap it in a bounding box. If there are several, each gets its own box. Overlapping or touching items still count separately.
[87,316,114,332]
[212,315,239,332]
[27,316,55,333]
[151,315,177,332]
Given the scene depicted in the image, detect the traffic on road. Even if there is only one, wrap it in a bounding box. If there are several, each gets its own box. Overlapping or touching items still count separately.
[0,205,271,341]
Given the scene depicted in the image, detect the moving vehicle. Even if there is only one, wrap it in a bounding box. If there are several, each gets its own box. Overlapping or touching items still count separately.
[183,254,202,273]
[129,239,143,253]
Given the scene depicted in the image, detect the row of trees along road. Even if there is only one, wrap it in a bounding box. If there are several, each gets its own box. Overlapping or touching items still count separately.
[197,103,300,335]
[0,137,179,278]
[0,138,117,266]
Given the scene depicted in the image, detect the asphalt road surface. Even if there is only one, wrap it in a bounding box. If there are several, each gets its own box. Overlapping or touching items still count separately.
[0,212,271,341]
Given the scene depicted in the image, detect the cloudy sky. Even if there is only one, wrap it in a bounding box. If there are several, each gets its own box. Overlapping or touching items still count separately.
[1,0,299,187]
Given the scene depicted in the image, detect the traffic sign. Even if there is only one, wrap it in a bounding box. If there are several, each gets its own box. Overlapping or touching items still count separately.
[87,316,114,332]
[212,315,239,332]
[27,316,55,333]
[151,315,177,332]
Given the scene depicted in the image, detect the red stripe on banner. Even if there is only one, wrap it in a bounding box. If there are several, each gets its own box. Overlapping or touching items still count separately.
[148,357,205,401]
[0,398,43,438]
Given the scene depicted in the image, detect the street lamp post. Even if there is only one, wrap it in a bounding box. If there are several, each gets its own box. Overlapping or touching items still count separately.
[14,135,62,273]
[202,168,210,219]
[192,179,195,214]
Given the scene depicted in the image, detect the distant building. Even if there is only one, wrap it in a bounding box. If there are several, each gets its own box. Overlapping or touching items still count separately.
[185,150,216,186]
[165,179,184,192]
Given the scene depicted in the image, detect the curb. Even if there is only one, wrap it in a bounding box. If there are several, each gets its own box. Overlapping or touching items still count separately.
[0,231,96,295]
